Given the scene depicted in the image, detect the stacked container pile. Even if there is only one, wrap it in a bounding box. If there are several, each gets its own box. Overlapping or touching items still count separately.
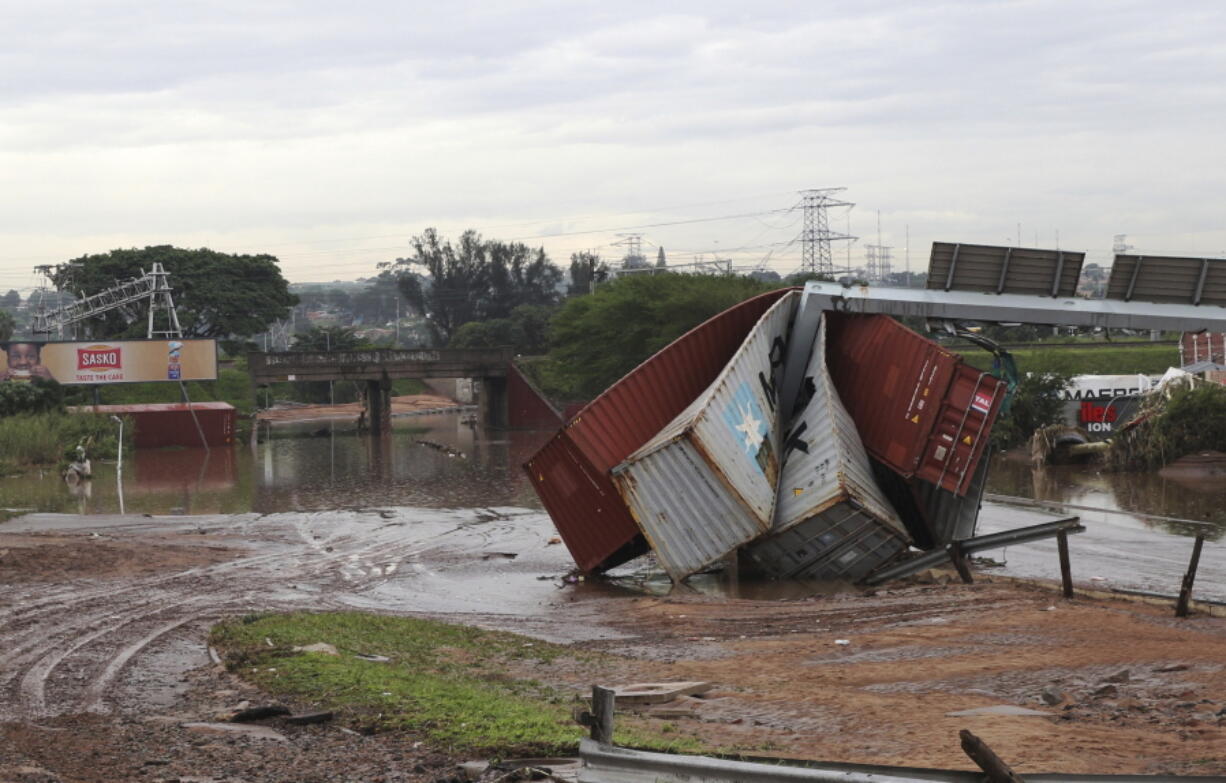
[525,288,1008,584]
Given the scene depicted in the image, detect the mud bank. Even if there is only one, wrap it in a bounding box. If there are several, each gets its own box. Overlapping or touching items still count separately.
[1,506,1225,780]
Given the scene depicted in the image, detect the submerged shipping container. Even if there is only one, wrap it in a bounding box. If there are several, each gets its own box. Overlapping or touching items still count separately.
[524,288,794,573]
[611,292,798,582]
[824,313,1005,496]
[71,402,237,448]
[744,315,910,582]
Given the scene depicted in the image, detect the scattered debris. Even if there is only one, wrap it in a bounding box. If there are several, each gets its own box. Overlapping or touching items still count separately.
[294,642,340,655]
[945,704,1052,717]
[608,681,712,706]
[283,711,334,725]
[228,705,290,723]
[354,653,390,662]
[181,722,288,742]
[1040,686,1065,706]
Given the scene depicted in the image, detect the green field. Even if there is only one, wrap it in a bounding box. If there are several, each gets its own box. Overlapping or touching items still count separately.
[961,343,1179,376]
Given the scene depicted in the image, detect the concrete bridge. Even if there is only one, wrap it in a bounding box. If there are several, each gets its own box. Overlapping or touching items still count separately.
[247,347,513,433]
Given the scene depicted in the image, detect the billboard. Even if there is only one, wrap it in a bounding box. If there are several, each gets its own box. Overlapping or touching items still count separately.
[0,339,218,385]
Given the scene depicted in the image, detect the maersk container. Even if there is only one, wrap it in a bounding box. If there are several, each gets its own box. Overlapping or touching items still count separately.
[824,313,1005,496]
[523,288,795,573]
[743,315,910,582]
[611,292,798,582]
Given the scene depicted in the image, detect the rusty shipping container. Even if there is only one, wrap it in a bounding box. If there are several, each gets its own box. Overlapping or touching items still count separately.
[743,314,910,582]
[72,402,237,448]
[824,313,1005,496]
[505,362,564,430]
[611,292,798,582]
[524,288,794,573]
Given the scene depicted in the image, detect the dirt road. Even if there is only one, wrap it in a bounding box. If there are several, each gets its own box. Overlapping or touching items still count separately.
[1,508,1224,781]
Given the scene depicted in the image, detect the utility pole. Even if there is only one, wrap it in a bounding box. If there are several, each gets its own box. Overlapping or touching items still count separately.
[798,188,855,276]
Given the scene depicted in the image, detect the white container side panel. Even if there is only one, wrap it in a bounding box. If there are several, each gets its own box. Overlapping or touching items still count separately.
[744,500,909,582]
[614,436,764,582]
[685,291,797,523]
[773,315,906,537]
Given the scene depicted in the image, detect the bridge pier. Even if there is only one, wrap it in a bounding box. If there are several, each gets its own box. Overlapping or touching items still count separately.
[477,376,508,429]
[366,375,392,437]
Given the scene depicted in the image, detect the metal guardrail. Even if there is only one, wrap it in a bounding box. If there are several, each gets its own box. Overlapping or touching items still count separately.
[578,739,1226,783]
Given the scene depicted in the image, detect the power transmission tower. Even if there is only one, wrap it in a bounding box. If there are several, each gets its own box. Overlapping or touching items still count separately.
[613,233,648,269]
[798,188,855,276]
[865,245,893,282]
[1112,234,1133,255]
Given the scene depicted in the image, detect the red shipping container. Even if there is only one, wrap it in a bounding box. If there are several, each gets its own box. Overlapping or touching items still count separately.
[506,362,564,429]
[824,313,1004,496]
[524,288,794,573]
[72,402,237,448]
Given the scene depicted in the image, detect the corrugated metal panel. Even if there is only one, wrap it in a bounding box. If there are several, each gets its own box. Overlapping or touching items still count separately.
[73,402,236,448]
[1108,254,1226,306]
[1182,332,1226,366]
[524,288,794,573]
[871,449,993,548]
[825,313,1002,496]
[743,315,909,582]
[912,365,1006,496]
[506,362,564,429]
[612,292,797,581]
[927,242,1085,297]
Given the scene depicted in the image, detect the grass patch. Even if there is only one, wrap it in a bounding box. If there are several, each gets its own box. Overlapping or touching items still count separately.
[210,612,704,756]
[963,344,1179,376]
[0,411,130,468]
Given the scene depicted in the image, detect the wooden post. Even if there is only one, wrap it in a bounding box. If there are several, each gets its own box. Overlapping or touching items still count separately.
[960,729,1026,783]
[1176,534,1206,618]
[949,543,974,584]
[1056,530,1073,599]
[590,685,615,744]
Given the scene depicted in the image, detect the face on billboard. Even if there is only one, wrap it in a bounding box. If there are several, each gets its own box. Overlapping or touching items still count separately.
[0,340,217,385]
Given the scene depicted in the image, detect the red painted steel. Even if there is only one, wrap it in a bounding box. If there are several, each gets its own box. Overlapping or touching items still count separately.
[75,402,237,448]
[506,362,564,429]
[524,288,794,573]
[824,313,1003,496]
[1182,332,1226,365]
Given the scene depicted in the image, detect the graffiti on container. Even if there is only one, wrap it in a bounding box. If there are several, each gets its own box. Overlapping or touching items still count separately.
[756,336,788,413]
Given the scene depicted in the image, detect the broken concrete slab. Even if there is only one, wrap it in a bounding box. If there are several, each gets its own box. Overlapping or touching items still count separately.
[181,721,288,741]
[610,681,713,705]
[945,704,1053,717]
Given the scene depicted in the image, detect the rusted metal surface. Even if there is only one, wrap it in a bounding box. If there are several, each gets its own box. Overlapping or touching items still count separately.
[825,313,1003,496]
[506,362,564,429]
[927,242,1085,298]
[247,348,512,383]
[1181,331,1226,366]
[745,314,909,582]
[525,288,794,573]
[73,402,236,448]
[1109,253,1226,307]
[612,293,797,582]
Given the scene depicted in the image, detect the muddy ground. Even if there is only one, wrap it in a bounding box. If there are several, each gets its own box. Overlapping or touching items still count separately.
[1,508,1224,782]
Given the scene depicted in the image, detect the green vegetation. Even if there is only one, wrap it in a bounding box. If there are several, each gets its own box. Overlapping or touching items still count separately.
[963,344,1178,376]
[989,371,1071,450]
[210,612,702,755]
[51,245,296,342]
[1107,382,1226,471]
[0,309,14,341]
[0,411,128,474]
[449,304,553,355]
[543,274,776,400]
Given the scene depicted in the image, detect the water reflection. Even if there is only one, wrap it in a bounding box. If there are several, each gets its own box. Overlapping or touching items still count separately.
[986,453,1226,537]
[0,413,553,520]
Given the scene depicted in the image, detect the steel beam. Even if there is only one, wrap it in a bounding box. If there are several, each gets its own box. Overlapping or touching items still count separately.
[803,281,1226,332]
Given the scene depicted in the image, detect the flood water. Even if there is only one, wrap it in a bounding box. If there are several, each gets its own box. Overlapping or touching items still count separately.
[0,412,553,520]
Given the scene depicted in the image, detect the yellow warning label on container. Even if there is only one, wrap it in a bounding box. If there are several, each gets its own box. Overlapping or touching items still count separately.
[963,436,973,445]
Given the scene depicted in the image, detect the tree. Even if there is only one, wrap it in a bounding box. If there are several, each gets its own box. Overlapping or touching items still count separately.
[1,290,19,309]
[51,246,296,340]
[548,274,776,399]
[567,251,610,296]
[0,310,14,342]
[395,229,562,343]
[292,326,362,352]
[447,304,554,355]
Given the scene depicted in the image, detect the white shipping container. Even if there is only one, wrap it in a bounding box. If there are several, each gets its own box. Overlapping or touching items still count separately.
[744,314,910,582]
[611,291,798,582]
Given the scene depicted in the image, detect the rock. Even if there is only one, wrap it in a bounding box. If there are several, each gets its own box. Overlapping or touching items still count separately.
[1040,685,1065,706]
[1155,663,1189,673]
[283,710,333,725]
[1092,684,1118,698]
[181,722,288,742]
[1104,668,1130,683]
[294,642,340,655]
[229,705,290,722]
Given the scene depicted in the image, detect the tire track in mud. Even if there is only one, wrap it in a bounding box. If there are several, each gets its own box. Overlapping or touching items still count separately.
[0,509,530,720]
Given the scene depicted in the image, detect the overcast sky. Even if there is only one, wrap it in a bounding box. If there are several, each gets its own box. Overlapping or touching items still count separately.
[3,0,1225,291]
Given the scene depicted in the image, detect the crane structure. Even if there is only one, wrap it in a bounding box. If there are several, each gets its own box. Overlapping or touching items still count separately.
[32,262,183,339]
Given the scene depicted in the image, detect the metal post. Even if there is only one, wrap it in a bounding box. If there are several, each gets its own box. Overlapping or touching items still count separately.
[1056,530,1073,599]
[590,686,615,745]
[1175,534,1206,618]
[949,543,974,584]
